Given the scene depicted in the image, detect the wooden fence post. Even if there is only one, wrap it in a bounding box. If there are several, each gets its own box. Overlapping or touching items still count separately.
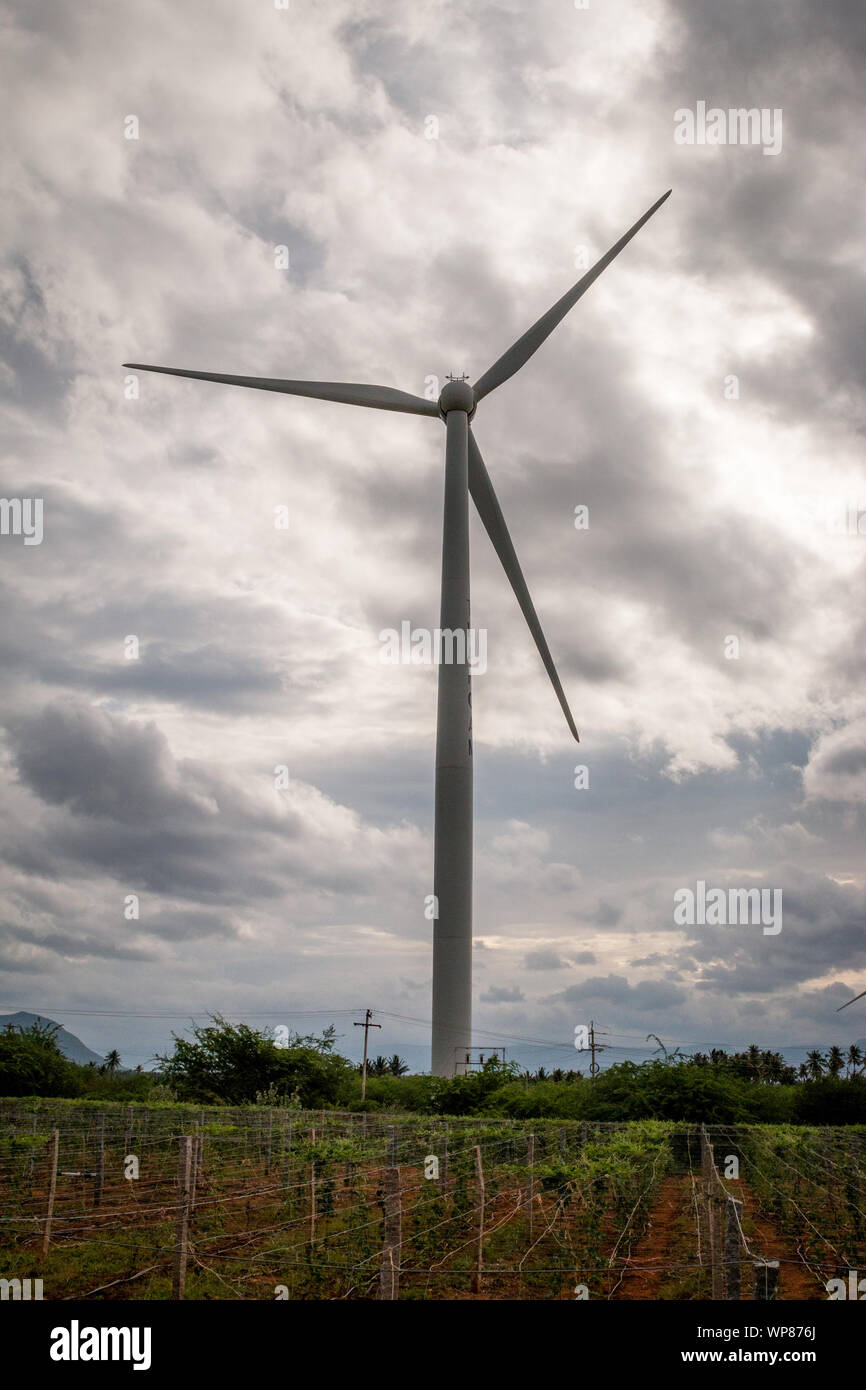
[265,1111,274,1175]
[724,1196,743,1300]
[472,1144,485,1295]
[123,1105,134,1164]
[172,1136,193,1300]
[527,1132,536,1242]
[27,1112,37,1190]
[309,1128,317,1244]
[753,1259,780,1300]
[189,1122,198,1215]
[846,1134,862,1244]
[379,1125,402,1300]
[41,1128,59,1259]
[700,1126,723,1299]
[283,1121,293,1209]
[700,1124,710,1190]
[708,1192,724,1299]
[94,1113,105,1208]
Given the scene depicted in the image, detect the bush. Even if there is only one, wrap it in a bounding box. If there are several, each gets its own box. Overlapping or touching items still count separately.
[792,1076,866,1125]
[579,1059,771,1123]
[155,1016,357,1106]
[0,1022,82,1098]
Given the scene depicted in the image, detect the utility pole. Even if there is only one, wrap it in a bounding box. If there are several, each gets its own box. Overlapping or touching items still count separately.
[575,1019,608,1078]
[354,1009,381,1101]
[589,1020,607,1077]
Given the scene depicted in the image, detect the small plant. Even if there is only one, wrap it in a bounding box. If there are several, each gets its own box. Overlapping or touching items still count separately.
[146,1082,177,1104]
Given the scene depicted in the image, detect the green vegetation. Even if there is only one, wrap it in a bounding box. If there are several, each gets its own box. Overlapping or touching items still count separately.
[0,1022,153,1102]
[154,1017,356,1107]
[3,1019,866,1124]
[0,1106,675,1300]
[732,1124,866,1274]
[2,1103,858,1300]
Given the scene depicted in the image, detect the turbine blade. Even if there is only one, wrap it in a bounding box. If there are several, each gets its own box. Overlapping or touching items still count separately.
[468,430,579,741]
[473,189,671,402]
[836,989,866,1012]
[121,364,440,417]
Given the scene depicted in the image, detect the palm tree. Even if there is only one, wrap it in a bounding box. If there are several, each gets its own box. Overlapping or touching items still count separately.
[827,1045,845,1078]
[387,1055,409,1076]
[806,1049,826,1080]
[746,1043,763,1081]
[846,1043,864,1077]
[104,1049,121,1076]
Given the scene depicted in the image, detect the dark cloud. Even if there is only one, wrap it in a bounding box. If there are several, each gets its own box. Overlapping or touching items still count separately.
[0,0,864,1066]
[823,745,866,778]
[8,702,204,824]
[524,949,569,971]
[480,985,525,1004]
[555,975,687,1010]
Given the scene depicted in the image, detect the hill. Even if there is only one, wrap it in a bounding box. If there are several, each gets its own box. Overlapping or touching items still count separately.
[0,1011,104,1067]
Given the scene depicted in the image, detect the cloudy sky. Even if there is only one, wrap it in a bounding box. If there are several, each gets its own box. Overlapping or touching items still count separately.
[1,0,864,1070]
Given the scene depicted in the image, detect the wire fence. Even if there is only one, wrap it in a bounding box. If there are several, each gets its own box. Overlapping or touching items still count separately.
[0,1102,862,1300]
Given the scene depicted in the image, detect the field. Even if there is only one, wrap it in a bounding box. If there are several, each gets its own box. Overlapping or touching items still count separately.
[1,1102,863,1300]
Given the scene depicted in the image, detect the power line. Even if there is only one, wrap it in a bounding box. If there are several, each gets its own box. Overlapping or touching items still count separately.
[3,1003,856,1057]
[370,1010,846,1056]
[0,1007,366,1019]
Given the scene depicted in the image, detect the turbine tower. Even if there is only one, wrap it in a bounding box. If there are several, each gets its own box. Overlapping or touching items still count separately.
[125,189,670,1076]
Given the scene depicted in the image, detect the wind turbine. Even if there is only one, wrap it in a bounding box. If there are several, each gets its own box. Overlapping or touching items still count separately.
[125,188,671,1076]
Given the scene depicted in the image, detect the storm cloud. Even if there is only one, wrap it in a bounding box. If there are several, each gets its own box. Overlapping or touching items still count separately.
[0,0,864,1067]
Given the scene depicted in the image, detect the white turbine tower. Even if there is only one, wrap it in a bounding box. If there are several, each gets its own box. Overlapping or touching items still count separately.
[126,189,671,1076]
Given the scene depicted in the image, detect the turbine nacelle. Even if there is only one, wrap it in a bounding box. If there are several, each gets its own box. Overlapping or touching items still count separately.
[438,378,476,420]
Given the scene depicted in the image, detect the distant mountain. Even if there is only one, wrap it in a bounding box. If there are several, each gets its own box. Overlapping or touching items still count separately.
[0,1012,104,1067]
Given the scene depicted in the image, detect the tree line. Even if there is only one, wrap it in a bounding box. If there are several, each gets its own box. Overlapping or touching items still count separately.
[3,1018,866,1124]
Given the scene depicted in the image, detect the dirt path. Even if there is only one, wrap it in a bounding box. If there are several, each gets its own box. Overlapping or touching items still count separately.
[610,1175,695,1299]
[611,1174,825,1300]
[744,1199,825,1300]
